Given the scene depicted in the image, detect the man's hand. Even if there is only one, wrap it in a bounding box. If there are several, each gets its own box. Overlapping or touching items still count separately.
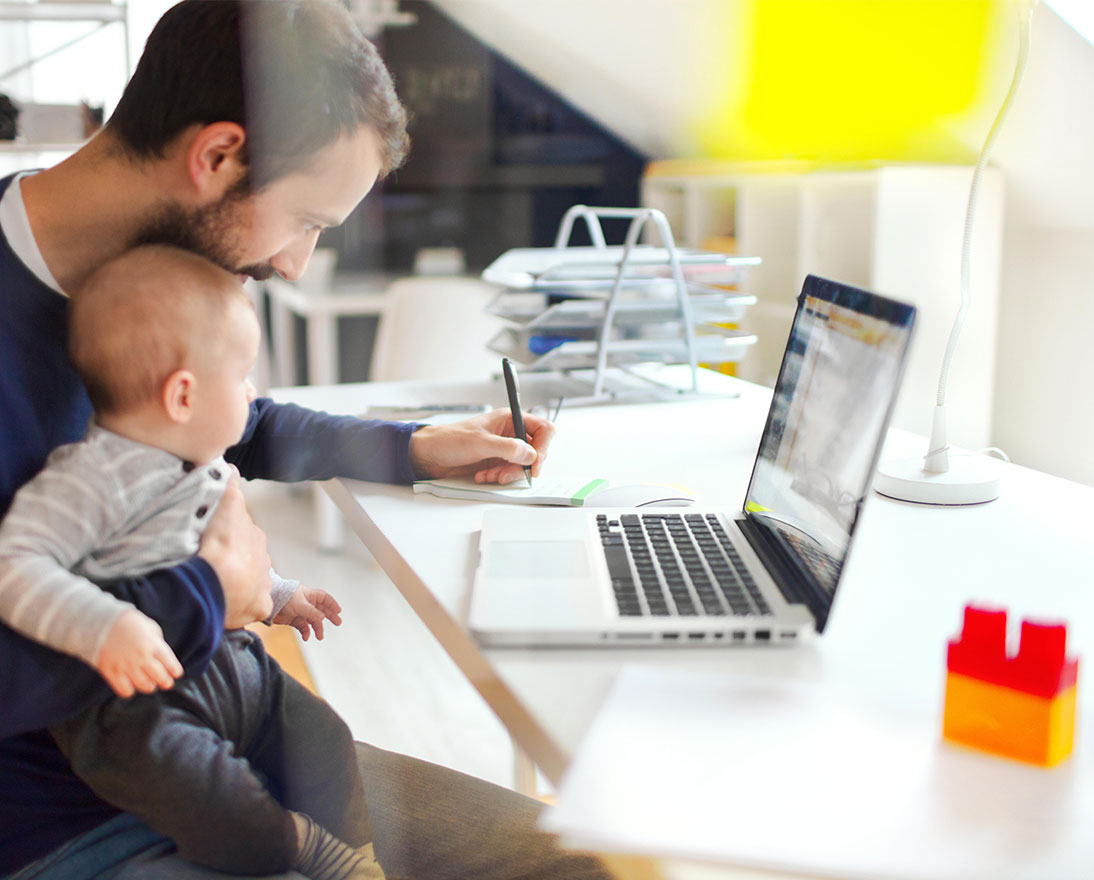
[273,585,343,641]
[96,608,184,698]
[408,408,556,484]
[198,469,274,628]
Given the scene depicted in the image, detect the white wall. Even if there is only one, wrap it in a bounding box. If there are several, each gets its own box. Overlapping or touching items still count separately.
[990,4,1094,486]
[994,229,1094,485]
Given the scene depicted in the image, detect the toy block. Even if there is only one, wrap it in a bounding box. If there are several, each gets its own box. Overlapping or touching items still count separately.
[946,605,1078,697]
[943,604,1079,766]
[943,672,1076,765]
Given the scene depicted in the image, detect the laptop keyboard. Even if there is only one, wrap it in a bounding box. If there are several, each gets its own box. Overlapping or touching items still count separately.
[597,513,772,618]
[774,525,842,586]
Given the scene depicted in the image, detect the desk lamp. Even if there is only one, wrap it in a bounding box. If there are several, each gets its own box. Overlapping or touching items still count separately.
[874,0,1036,505]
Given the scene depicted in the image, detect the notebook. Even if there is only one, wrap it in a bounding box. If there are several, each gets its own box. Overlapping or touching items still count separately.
[468,275,916,646]
[413,476,608,507]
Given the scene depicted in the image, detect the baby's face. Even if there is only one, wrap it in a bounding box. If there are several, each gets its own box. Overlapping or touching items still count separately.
[185,299,260,465]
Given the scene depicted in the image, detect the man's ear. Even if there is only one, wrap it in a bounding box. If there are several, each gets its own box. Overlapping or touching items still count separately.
[185,122,248,201]
[163,370,197,424]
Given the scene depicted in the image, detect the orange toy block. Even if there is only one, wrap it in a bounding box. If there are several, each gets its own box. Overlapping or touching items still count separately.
[943,672,1076,765]
[942,604,1079,767]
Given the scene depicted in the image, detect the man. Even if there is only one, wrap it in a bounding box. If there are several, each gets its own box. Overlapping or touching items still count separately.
[0,2,606,878]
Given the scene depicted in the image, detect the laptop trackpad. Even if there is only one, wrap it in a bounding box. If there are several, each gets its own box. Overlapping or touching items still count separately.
[486,541,590,578]
[477,540,594,628]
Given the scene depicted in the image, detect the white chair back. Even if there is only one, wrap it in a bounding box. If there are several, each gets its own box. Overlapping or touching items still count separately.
[370,276,504,383]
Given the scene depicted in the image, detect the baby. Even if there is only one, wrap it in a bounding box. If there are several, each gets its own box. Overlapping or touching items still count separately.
[0,245,383,880]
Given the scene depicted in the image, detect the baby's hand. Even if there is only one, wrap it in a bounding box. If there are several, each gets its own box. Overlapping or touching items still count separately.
[273,585,343,641]
[96,608,184,697]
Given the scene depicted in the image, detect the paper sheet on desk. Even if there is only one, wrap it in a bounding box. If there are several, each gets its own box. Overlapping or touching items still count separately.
[413,476,607,506]
[361,404,490,423]
[541,666,1092,880]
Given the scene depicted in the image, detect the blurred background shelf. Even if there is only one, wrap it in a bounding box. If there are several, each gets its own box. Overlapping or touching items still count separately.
[0,3,125,23]
[642,161,1005,450]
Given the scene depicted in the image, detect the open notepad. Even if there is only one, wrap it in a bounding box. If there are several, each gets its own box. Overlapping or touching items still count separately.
[412,476,608,507]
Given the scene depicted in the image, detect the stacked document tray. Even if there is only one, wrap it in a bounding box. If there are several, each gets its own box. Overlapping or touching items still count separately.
[480,206,759,401]
[482,245,760,290]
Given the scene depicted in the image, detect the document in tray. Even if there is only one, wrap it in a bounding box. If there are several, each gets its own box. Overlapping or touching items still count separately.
[541,667,1090,880]
[413,476,607,507]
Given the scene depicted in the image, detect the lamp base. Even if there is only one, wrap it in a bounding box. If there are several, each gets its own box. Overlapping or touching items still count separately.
[874,455,1002,505]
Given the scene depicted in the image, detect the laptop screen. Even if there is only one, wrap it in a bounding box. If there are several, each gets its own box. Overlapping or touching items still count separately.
[743,275,915,626]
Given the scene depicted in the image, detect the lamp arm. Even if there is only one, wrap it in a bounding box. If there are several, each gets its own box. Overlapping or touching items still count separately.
[927,0,1034,471]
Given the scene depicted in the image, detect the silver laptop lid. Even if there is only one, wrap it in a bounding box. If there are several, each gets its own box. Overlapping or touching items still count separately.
[741,275,916,632]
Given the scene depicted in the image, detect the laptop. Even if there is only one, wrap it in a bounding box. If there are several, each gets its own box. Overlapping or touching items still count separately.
[469,275,916,647]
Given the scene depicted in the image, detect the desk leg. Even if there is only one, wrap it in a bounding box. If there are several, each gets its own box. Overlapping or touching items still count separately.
[305,313,339,388]
[513,740,538,798]
[307,319,344,552]
[314,484,344,554]
[267,295,297,387]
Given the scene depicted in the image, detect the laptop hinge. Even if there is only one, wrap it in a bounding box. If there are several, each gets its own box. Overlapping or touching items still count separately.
[736,517,830,633]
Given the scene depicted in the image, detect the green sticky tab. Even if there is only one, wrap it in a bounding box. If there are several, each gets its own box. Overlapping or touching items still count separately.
[571,479,608,506]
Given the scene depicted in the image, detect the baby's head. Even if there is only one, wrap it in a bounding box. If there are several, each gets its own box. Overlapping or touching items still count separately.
[70,244,260,464]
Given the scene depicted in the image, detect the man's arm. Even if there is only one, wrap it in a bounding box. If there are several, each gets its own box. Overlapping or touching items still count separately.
[227,398,554,486]
[0,558,224,737]
[227,398,420,484]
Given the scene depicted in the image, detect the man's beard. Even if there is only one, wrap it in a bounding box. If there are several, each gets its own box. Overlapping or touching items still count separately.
[133,188,276,281]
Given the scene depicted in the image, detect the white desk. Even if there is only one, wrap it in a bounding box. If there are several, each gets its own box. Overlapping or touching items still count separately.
[271,371,1094,879]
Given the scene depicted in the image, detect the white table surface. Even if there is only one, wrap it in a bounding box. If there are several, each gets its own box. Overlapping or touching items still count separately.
[271,369,1094,878]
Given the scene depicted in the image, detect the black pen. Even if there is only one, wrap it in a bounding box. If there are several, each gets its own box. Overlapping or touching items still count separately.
[501,357,533,486]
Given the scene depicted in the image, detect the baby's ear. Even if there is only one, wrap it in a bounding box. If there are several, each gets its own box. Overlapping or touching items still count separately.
[162,370,196,424]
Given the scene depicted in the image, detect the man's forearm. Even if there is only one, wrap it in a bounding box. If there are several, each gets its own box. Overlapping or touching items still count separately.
[102,558,225,672]
[0,558,225,738]
[228,398,420,484]
[0,624,111,736]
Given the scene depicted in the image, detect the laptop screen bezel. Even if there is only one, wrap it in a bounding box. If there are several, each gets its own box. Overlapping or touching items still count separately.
[740,274,916,632]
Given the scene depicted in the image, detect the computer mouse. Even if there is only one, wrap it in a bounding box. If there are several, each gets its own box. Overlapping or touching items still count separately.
[585,483,696,509]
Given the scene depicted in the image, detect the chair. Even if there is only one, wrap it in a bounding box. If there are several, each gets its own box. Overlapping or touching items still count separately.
[369,276,504,383]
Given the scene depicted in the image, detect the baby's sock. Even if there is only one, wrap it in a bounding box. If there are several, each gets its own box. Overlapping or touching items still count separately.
[291,811,386,880]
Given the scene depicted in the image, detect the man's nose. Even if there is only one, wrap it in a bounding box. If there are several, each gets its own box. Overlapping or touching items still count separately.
[270,234,320,283]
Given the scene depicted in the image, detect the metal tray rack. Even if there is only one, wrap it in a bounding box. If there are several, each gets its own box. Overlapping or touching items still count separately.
[481,205,760,404]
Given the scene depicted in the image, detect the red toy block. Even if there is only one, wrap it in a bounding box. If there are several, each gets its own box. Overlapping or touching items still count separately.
[947,604,1078,699]
[943,603,1080,766]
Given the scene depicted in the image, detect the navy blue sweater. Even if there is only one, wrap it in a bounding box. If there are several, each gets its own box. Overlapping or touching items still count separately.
[0,174,420,873]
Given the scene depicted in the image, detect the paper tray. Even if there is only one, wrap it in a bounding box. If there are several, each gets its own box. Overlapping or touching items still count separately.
[486,288,756,329]
[482,246,761,290]
[488,326,757,371]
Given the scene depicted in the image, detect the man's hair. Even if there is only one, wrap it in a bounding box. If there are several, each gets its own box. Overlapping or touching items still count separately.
[69,245,251,415]
[107,0,409,189]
